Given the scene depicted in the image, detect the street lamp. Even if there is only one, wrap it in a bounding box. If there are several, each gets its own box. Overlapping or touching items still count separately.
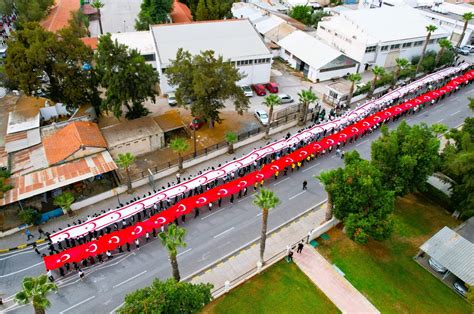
[193,129,200,157]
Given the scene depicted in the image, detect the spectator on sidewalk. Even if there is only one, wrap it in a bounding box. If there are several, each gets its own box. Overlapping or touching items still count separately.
[297,241,304,253]
[25,229,34,241]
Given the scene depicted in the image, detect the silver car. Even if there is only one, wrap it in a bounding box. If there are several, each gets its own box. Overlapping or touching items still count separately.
[428,257,447,273]
[278,93,294,104]
[241,85,253,97]
[167,92,177,106]
[453,280,467,297]
[254,109,269,126]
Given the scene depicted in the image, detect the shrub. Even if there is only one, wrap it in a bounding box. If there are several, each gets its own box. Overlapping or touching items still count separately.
[19,208,41,225]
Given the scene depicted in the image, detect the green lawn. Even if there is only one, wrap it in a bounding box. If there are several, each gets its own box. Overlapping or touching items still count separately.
[202,260,340,314]
[318,193,473,314]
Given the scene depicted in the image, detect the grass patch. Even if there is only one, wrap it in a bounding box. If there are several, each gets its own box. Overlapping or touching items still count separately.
[202,260,340,314]
[318,193,472,314]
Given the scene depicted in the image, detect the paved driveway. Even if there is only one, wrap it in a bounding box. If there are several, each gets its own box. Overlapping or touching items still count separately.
[89,0,142,36]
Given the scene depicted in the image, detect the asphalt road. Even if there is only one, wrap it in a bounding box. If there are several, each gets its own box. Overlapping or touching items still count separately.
[0,85,472,313]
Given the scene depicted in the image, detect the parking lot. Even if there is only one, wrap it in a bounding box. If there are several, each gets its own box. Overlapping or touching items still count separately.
[88,0,141,36]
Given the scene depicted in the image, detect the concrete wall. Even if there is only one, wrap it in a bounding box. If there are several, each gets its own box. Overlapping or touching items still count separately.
[108,133,165,159]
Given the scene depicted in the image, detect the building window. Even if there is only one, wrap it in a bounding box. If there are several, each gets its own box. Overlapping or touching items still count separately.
[414,41,423,47]
[429,39,435,44]
[381,45,389,51]
[143,54,156,61]
[390,44,400,50]
[329,91,338,99]
[284,49,291,56]
[365,46,376,53]
[402,42,412,48]
[320,26,326,30]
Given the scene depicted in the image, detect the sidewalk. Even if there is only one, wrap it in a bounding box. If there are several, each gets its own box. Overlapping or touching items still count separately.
[0,120,309,250]
[190,204,326,293]
[294,248,380,314]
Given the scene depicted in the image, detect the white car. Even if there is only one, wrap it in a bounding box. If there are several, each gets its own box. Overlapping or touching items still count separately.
[167,92,177,106]
[278,93,294,104]
[462,45,474,53]
[255,109,269,126]
[428,257,447,273]
[241,85,253,97]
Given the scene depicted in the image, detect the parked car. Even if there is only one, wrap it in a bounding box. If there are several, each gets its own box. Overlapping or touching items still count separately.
[278,93,294,104]
[453,46,470,55]
[453,280,468,297]
[167,92,177,106]
[189,117,205,130]
[241,85,253,97]
[462,45,474,53]
[428,257,447,274]
[265,82,279,93]
[252,84,266,96]
[254,109,269,126]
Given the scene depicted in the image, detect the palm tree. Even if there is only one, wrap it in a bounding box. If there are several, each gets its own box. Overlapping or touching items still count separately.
[225,131,238,154]
[457,12,474,48]
[435,38,452,66]
[263,94,281,139]
[416,24,438,75]
[90,0,104,35]
[317,172,336,221]
[53,192,75,217]
[346,73,362,105]
[15,275,57,314]
[369,66,385,97]
[158,224,186,281]
[253,188,280,265]
[115,152,136,193]
[297,88,318,126]
[170,137,189,173]
[393,58,409,86]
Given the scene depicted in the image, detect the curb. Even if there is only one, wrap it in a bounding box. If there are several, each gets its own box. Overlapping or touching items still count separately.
[0,238,46,254]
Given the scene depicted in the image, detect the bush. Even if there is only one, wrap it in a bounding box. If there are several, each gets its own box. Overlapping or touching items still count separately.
[376,71,394,88]
[354,82,371,96]
[19,208,41,225]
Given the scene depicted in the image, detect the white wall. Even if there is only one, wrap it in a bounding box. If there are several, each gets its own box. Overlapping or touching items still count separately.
[108,134,164,159]
[313,65,358,82]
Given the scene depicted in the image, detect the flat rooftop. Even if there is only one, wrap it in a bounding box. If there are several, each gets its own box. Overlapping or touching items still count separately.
[111,31,156,55]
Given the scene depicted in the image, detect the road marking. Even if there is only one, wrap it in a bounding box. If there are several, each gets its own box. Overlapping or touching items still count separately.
[435,119,444,123]
[213,227,235,239]
[0,246,47,261]
[272,177,290,186]
[356,139,369,147]
[0,262,43,278]
[450,110,461,116]
[256,212,262,217]
[289,191,306,200]
[60,296,96,313]
[177,248,192,257]
[4,304,26,313]
[110,302,125,314]
[113,270,147,289]
[201,207,226,220]
[237,195,252,203]
[302,162,320,173]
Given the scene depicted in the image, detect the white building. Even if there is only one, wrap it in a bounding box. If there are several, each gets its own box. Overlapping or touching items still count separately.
[317,6,451,71]
[278,31,359,82]
[111,31,157,69]
[151,20,273,94]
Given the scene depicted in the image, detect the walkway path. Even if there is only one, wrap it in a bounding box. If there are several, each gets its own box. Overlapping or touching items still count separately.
[294,248,379,314]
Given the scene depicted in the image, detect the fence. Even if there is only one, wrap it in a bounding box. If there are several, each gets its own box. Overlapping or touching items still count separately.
[124,109,311,182]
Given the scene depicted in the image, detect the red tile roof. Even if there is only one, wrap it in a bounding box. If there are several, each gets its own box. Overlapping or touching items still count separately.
[81,37,99,50]
[43,121,107,165]
[170,0,193,23]
[41,0,81,33]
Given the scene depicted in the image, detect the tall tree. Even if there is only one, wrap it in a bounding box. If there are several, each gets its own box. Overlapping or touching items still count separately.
[135,0,173,30]
[119,279,212,313]
[225,131,238,154]
[5,23,97,111]
[297,88,318,126]
[371,121,441,196]
[457,12,474,47]
[393,58,409,86]
[435,38,452,67]
[318,151,395,244]
[317,172,336,221]
[53,192,75,217]
[170,137,189,173]
[90,0,105,35]
[253,188,280,265]
[193,0,233,21]
[95,34,158,119]
[115,152,136,193]
[347,73,361,105]
[263,94,281,139]
[195,0,208,21]
[68,10,90,38]
[416,25,438,75]
[15,275,57,314]
[158,224,187,281]
[369,65,385,97]
[166,49,249,128]
[288,5,312,25]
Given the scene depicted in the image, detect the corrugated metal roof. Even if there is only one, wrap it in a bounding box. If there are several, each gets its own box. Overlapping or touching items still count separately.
[420,226,474,285]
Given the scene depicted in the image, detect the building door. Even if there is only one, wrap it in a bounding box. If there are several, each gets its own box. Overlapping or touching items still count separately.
[384,51,400,68]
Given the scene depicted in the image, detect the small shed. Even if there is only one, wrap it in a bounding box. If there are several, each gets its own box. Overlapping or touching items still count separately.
[101,116,165,159]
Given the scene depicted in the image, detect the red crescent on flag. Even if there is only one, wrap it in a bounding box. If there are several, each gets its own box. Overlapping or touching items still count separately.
[196,197,207,205]
[363,121,370,127]
[154,217,166,224]
[218,189,228,196]
[256,174,264,180]
[84,222,96,231]
[132,226,143,235]
[177,204,187,212]
[384,112,391,116]
[395,108,402,112]
[326,139,334,145]
[108,236,120,244]
[271,165,279,171]
[237,180,247,188]
[351,127,359,133]
[373,116,381,121]
[285,157,294,163]
[339,133,347,139]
